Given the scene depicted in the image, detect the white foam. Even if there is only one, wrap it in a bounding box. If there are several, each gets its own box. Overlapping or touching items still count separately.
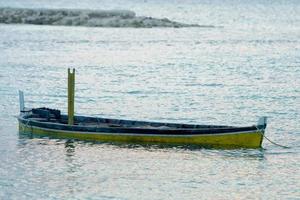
[0,7,201,28]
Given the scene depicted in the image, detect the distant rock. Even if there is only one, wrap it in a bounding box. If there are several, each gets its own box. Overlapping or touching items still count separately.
[0,7,211,28]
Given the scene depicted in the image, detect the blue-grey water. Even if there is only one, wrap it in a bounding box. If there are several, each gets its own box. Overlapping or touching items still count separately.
[0,0,300,199]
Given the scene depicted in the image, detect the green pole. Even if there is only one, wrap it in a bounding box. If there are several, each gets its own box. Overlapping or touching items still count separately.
[68,68,75,125]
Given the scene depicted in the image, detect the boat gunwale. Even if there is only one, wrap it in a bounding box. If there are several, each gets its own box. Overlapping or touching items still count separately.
[18,111,264,136]
[19,122,262,137]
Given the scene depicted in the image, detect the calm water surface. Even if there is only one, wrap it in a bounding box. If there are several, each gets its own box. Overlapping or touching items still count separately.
[0,0,300,199]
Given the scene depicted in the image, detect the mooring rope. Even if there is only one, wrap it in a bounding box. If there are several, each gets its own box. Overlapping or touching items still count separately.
[255,126,290,148]
[25,119,32,130]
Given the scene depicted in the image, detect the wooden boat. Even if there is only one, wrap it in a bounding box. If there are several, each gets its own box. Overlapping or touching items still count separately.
[18,108,267,148]
[18,69,267,148]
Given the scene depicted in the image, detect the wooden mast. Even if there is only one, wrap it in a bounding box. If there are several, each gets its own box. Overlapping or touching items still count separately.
[68,68,75,125]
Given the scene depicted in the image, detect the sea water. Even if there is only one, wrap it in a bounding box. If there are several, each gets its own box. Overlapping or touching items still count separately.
[0,0,299,199]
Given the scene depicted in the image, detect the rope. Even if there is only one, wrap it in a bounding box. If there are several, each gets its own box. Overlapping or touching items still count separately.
[22,119,33,137]
[96,117,101,126]
[255,126,290,149]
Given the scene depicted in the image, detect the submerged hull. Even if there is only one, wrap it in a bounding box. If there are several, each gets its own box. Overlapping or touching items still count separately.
[18,108,265,148]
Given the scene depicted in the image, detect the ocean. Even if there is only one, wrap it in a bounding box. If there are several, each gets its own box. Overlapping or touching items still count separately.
[0,0,299,199]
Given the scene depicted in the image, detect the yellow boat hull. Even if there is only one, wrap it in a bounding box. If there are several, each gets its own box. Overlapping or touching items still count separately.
[19,122,263,148]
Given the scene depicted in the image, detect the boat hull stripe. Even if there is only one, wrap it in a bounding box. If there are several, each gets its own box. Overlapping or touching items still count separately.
[19,122,263,148]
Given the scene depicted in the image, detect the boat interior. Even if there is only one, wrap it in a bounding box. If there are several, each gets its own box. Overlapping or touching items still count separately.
[23,107,234,130]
